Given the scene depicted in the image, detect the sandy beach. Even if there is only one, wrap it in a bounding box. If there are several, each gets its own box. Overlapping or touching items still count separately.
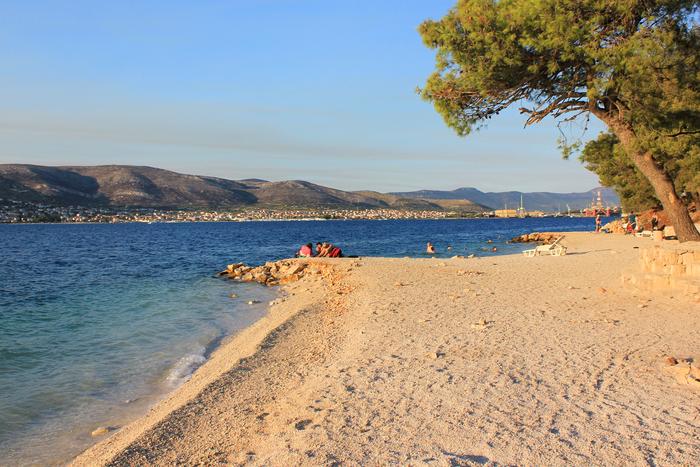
[73,232,700,466]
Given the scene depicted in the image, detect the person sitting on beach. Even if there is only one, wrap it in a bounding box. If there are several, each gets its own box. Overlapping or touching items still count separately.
[426,242,436,254]
[316,242,336,257]
[327,244,343,257]
[316,242,343,258]
[297,243,313,258]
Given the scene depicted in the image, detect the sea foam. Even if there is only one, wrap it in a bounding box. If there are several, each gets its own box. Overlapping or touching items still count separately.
[165,346,207,387]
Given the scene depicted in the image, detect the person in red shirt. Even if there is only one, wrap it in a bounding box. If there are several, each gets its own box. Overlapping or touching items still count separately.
[297,243,313,257]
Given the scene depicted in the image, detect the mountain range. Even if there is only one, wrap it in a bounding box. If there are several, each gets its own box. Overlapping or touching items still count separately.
[0,164,618,212]
[392,187,620,212]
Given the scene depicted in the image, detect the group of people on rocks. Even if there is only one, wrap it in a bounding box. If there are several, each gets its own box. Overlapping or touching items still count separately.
[296,242,343,258]
[596,209,662,234]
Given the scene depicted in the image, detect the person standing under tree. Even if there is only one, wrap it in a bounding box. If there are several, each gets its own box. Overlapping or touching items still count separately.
[651,211,659,231]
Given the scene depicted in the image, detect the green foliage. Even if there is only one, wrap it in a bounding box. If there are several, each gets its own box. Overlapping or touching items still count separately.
[419,0,699,137]
[419,0,700,221]
[580,132,659,211]
[581,129,700,209]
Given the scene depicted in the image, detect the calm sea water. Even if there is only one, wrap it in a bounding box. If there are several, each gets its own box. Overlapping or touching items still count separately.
[0,217,601,464]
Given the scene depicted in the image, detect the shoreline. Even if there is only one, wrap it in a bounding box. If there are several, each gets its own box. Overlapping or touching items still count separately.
[0,215,607,226]
[71,260,341,466]
[74,232,699,465]
[0,281,275,467]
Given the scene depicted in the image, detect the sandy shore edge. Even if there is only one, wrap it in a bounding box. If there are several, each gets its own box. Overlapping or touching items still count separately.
[71,260,336,466]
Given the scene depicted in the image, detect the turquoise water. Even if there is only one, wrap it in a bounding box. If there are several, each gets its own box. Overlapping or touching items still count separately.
[0,218,601,464]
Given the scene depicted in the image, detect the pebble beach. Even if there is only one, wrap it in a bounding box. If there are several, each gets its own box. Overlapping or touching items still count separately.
[73,232,700,465]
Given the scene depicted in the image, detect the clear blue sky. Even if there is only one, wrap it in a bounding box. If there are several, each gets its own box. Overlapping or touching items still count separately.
[0,0,604,192]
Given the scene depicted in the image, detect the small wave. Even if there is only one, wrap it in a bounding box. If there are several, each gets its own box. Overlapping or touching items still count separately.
[165,346,207,387]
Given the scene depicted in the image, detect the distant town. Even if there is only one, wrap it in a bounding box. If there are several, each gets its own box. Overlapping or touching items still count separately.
[0,199,620,224]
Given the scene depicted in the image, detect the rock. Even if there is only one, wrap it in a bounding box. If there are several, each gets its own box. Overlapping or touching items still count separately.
[219,260,313,288]
[253,272,268,283]
[471,319,490,330]
[691,363,700,379]
[279,274,300,285]
[664,356,679,366]
[294,419,313,430]
[663,360,700,389]
[287,264,306,276]
[91,426,110,437]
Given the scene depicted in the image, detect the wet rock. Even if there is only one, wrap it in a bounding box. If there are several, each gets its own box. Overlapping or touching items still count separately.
[220,260,317,288]
[91,426,111,437]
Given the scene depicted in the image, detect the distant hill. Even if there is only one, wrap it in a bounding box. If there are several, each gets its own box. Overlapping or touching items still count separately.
[0,164,615,212]
[352,191,487,212]
[391,187,620,212]
[0,165,256,208]
[0,164,481,211]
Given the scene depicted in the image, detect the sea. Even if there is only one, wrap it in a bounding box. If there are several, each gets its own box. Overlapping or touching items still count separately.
[0,216,605,464]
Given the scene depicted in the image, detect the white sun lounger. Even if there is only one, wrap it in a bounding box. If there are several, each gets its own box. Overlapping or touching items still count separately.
[522,236,567,257]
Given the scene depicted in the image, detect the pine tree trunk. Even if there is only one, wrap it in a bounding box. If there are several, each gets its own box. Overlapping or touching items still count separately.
[603,116,700,242]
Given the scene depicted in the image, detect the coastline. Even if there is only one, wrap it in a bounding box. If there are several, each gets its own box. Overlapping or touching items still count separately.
[70,260,347,466]
[0,215,607,225]
[73,232,700,465]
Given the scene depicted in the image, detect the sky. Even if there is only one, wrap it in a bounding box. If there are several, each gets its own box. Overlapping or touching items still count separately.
[0,0,605,192]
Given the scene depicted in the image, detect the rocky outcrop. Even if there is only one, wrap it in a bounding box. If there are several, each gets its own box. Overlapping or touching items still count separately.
[510,232,560,244]
[601,219,626,234]
[218,260,314,287]
[663,356,700,390]
[621,242,700,298]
